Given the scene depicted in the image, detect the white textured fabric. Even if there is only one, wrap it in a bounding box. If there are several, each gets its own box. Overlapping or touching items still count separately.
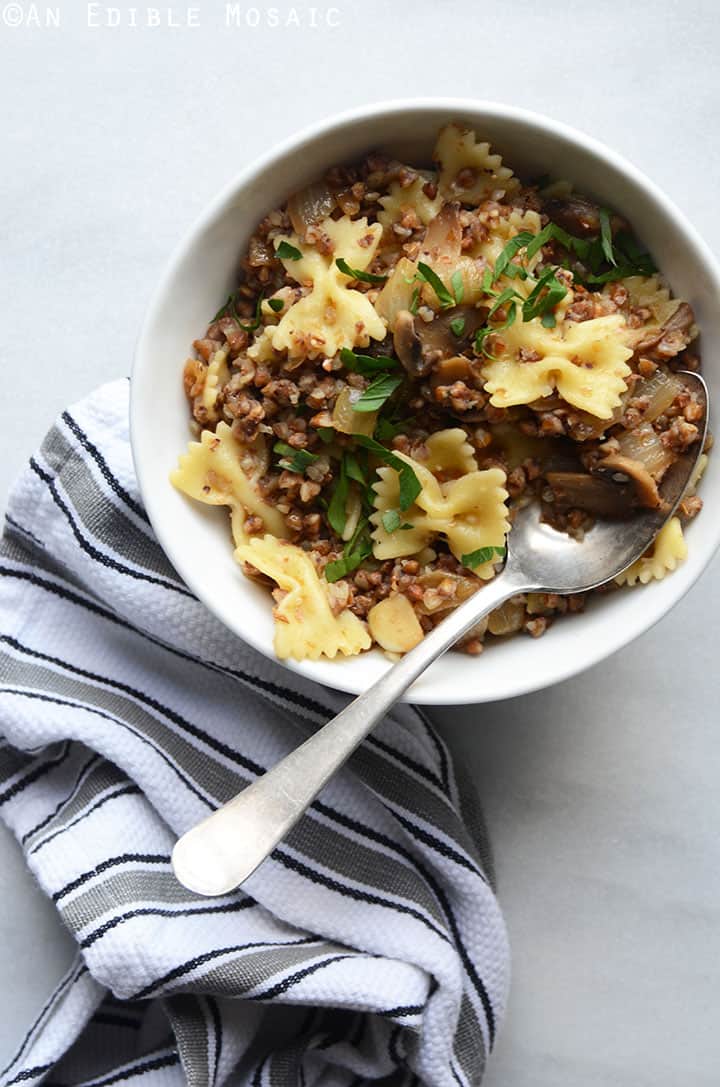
[0,380,509,1087]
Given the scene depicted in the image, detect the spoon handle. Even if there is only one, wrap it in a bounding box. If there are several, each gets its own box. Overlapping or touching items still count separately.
[172,567,531,896]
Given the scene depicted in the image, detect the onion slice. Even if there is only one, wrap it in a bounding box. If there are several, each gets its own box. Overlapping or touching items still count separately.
[287,182,336,236]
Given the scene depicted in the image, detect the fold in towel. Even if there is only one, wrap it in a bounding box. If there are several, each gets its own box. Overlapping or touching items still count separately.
[0,380,509,1087]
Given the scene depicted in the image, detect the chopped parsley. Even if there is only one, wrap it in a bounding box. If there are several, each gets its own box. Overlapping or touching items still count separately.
[212,292,264,332]
[449,316,466,337]
[598,207,617,267]
[344,452,367,486]
[409,285,421,314]
[374,416,415,441]
[276,240,302,261]
[461,545,506,569]
[267,297,285,313]
[327,458,349,536]
[273,441,319,474]
[381,510,413,534]
[521,268,568,325]
[353,373,403,413]
[353,435,421,511]
[416,261,456,309]
[324,517,373,583]
[450,269,465,304]
[340,347,400,374]
[335,257,388,284]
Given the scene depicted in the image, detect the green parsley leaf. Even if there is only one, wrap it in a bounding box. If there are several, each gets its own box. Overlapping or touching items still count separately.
[524,223,592,262]
[340,348,400,374]
[492,232,535,281]
[353,374,403,413]
[381,510,413,534]
[327,459,349,536]
[267,297,285,313]
[416,261,455,308]
[583,262,655,285]
[344,453,367,486]
[598,208,617,266]
[474,326,496,357]
[409,285,421,314]
[449,316,466,337]
[324,519,373,583]
[316,427,335,444]
[488,287,522,322]
[211,294,235,323]
[451,269,465,304]
[335,257,388,284]
[273,441,319,474]
[461,545,506,569]
[276,240,302,261]
[212,292,264,332]
[522,268,568,323]
[324,548,368,583]
[374,416,414,441]
[353,436,422,511]
[613,231,656,273]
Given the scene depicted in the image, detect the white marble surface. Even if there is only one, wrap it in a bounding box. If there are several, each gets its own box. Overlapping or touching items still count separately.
[1,0,720,1081]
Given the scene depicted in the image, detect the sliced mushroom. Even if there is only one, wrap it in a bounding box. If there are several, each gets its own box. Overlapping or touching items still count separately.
[634,302,695,359]
[545,470,638,518]
[393,306,486,378]
[593,453,661,509]
[393,310,428,377]
[422,202,463,261]
[544,195,601,238]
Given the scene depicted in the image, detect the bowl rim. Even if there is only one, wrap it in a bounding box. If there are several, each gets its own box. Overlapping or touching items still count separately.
[131,96,720,705]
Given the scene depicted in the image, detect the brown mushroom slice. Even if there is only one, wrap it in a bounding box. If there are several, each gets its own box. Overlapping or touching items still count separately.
[593,453,661,509]
[422,202,463,262]
[393,306,486,378]
[634,302,695,357]
[393,310,427,376]
[543,195,602,238]
[545,470,639,518]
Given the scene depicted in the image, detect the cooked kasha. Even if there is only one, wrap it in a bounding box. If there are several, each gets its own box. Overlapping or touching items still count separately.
[172,123,707,661]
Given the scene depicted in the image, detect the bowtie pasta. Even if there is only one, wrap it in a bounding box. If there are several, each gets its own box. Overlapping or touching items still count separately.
[172,123,707,661]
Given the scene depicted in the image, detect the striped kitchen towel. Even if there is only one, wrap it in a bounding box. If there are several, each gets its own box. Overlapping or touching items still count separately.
[0,380,509,1087]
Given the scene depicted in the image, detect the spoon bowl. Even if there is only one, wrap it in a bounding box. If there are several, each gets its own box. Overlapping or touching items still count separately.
[509,373,707,594]
[172,371,708,897]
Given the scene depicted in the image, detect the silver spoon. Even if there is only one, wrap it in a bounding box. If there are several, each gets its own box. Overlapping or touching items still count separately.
[173,372,708,897]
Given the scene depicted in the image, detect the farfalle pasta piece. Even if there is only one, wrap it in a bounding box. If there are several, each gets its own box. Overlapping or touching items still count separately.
[171,423,287,546]
[423,429,478,475]
[378,175,443,234]
[370,436,509,577]
[481,314,633,419]
[471,208,543,277]
[615,516,687,586]
[234,535,371,661]
[248,216,386,363]
[433,123,520,203]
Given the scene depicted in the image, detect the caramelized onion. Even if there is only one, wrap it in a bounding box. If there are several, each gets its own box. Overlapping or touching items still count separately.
[487,597,526,636]
[287,182,336,236]
[331,386,377,437]
[634,367,684,423]
[415,570,478,615]
[616,423,674,478]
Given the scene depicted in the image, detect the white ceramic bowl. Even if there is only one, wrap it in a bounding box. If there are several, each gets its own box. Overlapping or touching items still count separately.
[131,98,720,705]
